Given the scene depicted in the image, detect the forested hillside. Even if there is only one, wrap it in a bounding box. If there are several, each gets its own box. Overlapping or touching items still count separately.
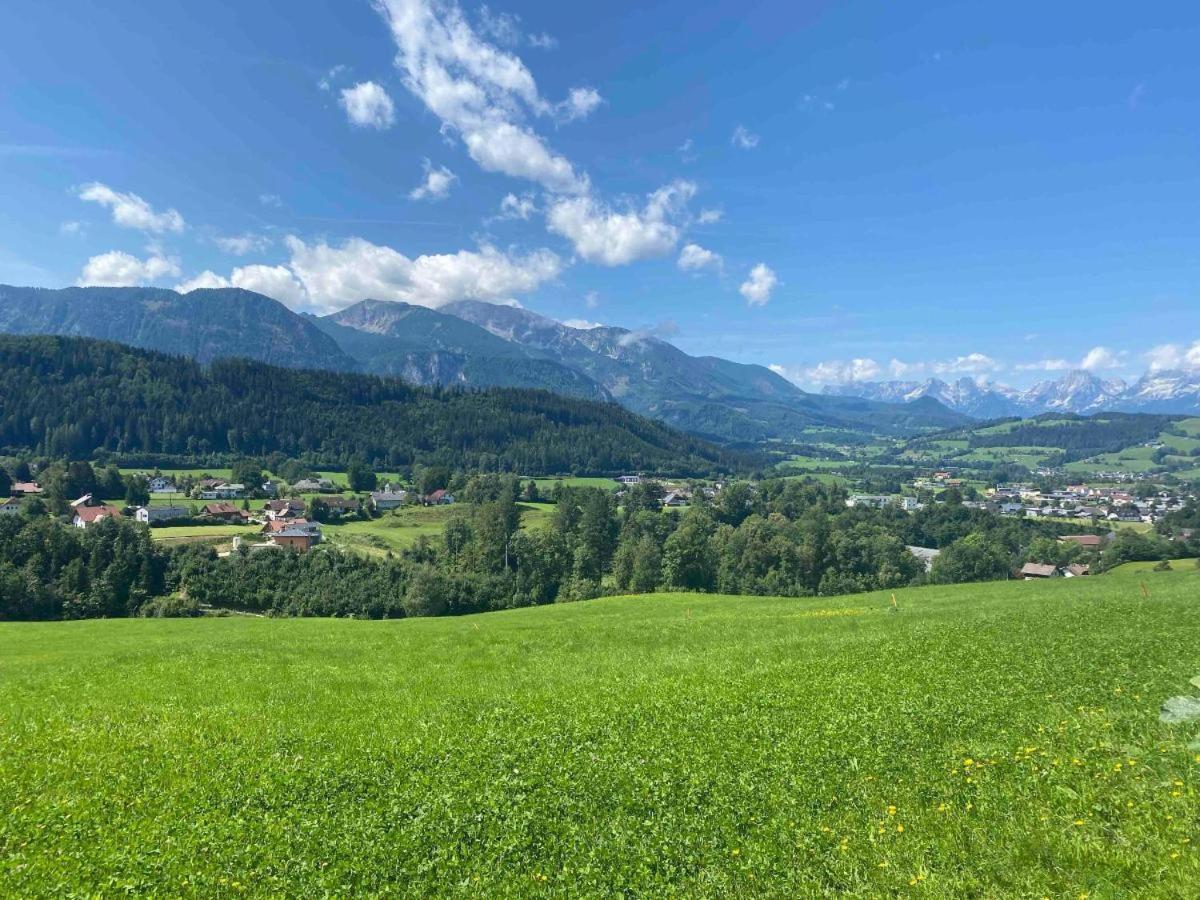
[0,336,742,474]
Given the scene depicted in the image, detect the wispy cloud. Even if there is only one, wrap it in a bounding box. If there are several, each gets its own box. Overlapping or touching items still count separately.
[731,124,759,149]
[1128,82,1146,111]
[409,159,457,201]
[339,81,396,129]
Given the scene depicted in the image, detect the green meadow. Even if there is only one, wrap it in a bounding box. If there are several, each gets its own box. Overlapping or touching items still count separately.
[2,569,1200,896]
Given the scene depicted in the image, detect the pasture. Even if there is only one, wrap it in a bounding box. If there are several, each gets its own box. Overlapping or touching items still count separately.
[2,570,1199,895]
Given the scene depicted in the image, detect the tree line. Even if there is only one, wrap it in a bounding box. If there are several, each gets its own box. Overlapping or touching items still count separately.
[6,474,1194,621]
[0,335,745,476]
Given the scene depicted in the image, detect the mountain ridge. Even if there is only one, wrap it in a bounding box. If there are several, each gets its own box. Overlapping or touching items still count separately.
[0,284,968,441]
[825,369,1200,417]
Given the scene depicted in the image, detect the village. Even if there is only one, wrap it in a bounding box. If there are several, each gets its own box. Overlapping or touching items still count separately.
[846,467,1196,528]
[0,473,457,555]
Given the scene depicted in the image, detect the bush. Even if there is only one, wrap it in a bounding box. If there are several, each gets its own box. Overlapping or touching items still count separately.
[138,594,202,617]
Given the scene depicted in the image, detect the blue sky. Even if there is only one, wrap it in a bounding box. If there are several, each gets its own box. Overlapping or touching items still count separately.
[2,0,1199,388]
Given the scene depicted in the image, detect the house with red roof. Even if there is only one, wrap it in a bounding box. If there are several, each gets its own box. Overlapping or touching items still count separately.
[73,505,122,529]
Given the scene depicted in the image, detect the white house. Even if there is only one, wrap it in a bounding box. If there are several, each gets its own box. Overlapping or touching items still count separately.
[0,498,21,516]
[847,494,890,509]
[147,476,179,494]
[616,475,642,485]
[293,478,335,493]
[135,505,189,524]
[370,490,407,511]
[199,483,246,500]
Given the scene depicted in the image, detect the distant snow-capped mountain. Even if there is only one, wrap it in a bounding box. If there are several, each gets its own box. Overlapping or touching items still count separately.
[824,369,1199,417]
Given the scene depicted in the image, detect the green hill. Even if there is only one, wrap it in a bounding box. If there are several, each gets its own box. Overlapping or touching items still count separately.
[0,334,742,475]
[3,568,1198,895]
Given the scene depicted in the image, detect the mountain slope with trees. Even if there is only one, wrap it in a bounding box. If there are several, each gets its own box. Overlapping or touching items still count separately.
[0,285,966,442]
[0,335,743,475]
[0,284,354,371]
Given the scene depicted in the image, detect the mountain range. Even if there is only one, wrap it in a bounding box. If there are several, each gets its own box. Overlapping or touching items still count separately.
[825,369,1200,417]
[0,284,968,442]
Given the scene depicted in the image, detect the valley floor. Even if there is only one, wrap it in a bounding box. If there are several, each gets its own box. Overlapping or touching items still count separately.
[2,569,1200,896]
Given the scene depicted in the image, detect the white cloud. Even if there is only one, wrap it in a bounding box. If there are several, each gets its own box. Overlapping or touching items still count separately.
[497,192,535,220]
[557,86,602,122]
[376,0,588,194]
[804,357,882,384]
[887,358,925,378]
[932,352,1000,375]
[477,4,522,45]
[60,220,85,236]
[77,250,180,287]
[1145,341,1200,373]
[319,64,349,92]
[677,243,722,273]
[584,289,599,309]
[259,193,283,207]
[618,320,679,347]
[77,183,184,233]
[285,235,563,312]
[731,124,759,149]
[1015,358,1072,372]
[176,264,309,307]
[678,137,697,163]
[696,208,722,225]
[215,233,272,256]
[339,81,396,129]
[739,263,777,306]
[409,159,457,200]
[563,318,604,330]
[547,180,696,266]
[1080,345,1121,371]
[528,32,557,50]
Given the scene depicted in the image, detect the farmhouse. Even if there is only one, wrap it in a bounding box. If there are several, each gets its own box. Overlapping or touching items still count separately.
[268,524,321,552]
[264,498,306,521]
[147,476,179,494]
[315,496,361,518]
[10,481,42,495]
[1058,534,1103,550]
[73,505,122,529]
[662,490,689,508]
[263,518,319,535]
[1063,564,1091,577]
[199,483,246,500]
[0,498,21,515]
[616,475,642,485]
[135,505,189,524]
[423,489,455,506]
[201,502,249,523]
[293,478,335,493]
[1020,562,1060,580]
[370,490,407,511]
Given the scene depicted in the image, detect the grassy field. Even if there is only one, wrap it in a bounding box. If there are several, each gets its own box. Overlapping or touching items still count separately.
[529,476,619,492]
[321,503,555,557]
[3,570,1200,895]
[147,524,259,544]
[321,506,455,555]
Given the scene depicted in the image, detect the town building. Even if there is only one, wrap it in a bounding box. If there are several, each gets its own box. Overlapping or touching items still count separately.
[135,505,189,524]
[73,506,122,529]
